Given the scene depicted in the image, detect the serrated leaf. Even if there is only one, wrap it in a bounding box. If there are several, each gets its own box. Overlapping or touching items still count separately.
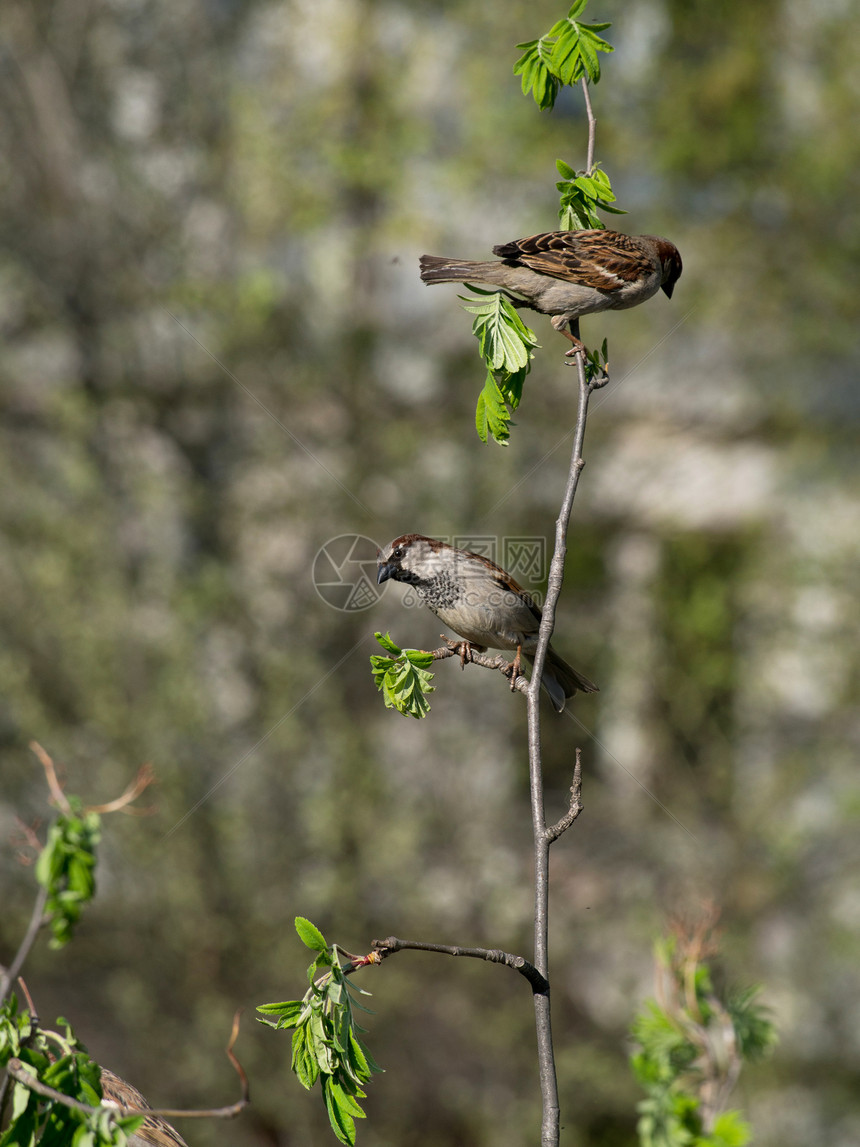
[295,916,328,952]
[330,1079,366,1119]
[577,33,600,83]
[327,979,344,1006]
[513,38,560,110]
[404,649,434,669]
[476,374,511,446]
[322,1077,358,1146]
[373,631,401,656]
[256,999,305,1027]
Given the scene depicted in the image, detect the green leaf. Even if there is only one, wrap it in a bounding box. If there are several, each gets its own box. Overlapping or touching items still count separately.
[327,979,344,1006]
[404,649,434,670]
[12,1077,35,1120]
[291,1025,318,1090]
[726,985,777,1062]
[256,999,305,1029]
[459,289,534,373]
[371,644,435,719]
[322,1077,365,1146]
[513,38,560,110]
[373,631,401,656]
[295,917,328,953]
[475,373,511,446]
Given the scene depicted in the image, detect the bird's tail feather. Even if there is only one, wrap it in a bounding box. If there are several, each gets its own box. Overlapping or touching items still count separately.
[419,255,505,286]
[526,648,598,714]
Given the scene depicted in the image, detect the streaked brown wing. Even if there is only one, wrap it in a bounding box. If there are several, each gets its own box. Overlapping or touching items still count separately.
[493,230,651,291]
[490,572,543,629]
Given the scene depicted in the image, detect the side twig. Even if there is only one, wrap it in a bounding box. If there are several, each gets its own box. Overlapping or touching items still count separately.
[367,936,549,994]
[0,885,49,1005]
[545,748,584,844]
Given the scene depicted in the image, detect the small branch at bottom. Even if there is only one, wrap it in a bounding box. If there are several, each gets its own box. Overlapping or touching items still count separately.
[369,936,549,995]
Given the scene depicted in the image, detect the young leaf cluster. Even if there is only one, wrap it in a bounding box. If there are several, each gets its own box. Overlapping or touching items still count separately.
[514,0,613,111]
[0,998,144,1147]
[34,801,101,949]
[369,632,435,718]
[555,160,625,230]
[458,287,538,446]
[630,939,776,1147]
[257,918,382,1146]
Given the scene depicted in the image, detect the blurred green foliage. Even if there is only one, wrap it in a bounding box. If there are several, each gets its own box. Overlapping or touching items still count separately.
[630,920,776,1147]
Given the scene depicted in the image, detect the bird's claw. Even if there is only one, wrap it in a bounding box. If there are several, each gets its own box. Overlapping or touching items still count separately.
[443,636,474,669]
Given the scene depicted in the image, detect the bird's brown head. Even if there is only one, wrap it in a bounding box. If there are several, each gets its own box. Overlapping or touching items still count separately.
[377,534,442,586]
[652,238,683,298]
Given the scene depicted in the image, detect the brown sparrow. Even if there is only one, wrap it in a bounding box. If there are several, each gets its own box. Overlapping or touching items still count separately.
[99,1068,189,1147]
[377,534,598,712]
[420,229,681,353]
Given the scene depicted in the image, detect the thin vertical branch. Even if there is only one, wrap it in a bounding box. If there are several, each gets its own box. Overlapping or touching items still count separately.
[527,331,605,1147]
[522,56,609,1139]
[581,77,596,173]
[526,77,605,1146]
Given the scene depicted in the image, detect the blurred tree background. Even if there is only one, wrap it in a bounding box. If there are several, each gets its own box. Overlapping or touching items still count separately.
[1,0,859,1143]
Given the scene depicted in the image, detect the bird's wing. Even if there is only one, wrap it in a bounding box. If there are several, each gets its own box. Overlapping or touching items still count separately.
[492,230,652,291]
[489,572,543,632]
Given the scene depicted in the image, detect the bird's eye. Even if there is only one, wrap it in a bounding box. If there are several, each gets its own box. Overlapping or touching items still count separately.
[393,547,403,559]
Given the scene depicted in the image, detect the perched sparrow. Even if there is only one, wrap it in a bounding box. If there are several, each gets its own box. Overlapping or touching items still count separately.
[419,229,682,352]
[377,534,598,712]
[99,1068,189,1147]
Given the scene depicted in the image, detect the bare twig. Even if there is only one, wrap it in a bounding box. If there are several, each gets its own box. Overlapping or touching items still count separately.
[368,936,549,994]
[545,749,584,844]
[0,884,49,1005]
[30,742,158,816]
[29,741,71,814]
[87,763,157,816]
[11,818,43,865]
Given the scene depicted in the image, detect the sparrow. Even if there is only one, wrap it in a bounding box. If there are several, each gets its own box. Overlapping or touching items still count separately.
[377,534,598,712]
[99,1068,189,1147]
[419,229,682,353]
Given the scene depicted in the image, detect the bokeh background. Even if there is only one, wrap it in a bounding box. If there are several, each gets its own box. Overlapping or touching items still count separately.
[2,0,859,1143]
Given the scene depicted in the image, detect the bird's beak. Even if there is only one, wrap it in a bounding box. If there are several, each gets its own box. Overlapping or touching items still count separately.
[377,562,397,585]
[661,281,675,299]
